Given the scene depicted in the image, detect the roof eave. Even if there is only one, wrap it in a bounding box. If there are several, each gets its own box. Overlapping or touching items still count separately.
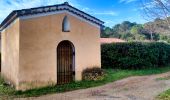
[0,11,18,31]
[0,3,105,31]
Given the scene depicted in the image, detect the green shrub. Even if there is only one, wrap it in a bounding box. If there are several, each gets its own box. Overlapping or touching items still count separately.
[101,42,170,69]
[82,67,105,81]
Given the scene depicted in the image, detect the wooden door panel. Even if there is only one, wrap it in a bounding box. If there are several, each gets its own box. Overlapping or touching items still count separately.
[57,41,74,84]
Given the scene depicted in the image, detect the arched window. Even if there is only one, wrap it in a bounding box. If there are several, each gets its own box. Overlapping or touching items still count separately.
[62,16,70,32]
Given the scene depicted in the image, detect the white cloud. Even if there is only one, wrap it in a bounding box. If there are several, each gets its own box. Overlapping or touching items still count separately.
[119,0,137,4]
[81,7,118,16]
[0,0,78,23]
[92,11,118,16]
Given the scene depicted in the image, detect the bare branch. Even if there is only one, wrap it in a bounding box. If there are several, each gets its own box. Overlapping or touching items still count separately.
[140,0,170,28]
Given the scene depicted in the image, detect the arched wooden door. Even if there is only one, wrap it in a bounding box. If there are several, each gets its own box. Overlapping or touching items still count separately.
[57,40,75,84]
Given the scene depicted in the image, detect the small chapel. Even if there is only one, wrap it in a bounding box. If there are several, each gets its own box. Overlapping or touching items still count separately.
[0,2,104,90]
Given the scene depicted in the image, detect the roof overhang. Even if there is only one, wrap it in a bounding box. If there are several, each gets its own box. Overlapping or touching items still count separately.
[0,2,104,31]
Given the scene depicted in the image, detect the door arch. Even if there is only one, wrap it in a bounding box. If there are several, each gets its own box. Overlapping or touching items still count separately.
[57,40,75,84]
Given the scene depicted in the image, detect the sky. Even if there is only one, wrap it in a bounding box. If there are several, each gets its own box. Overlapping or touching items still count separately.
[0,0,148,27]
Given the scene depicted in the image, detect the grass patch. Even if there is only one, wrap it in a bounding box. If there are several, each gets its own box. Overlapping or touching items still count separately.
[155,74,170,81]
[1,66,170,98]
[0,77,15,99]
[157,89,170,100]
[156,76,170,81]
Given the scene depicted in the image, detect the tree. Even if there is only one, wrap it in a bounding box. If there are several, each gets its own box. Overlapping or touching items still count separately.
[141,0,170,27]
[104,27,113,35]
[101,27,113,38]
[131,25,146,40]
[112,21,137,35]
[131,25,143,34]
[120,21,136,32]
[143,22,157,40]
[159,34,170,43]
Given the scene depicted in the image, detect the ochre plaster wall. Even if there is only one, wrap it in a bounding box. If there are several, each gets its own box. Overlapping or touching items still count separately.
[1,19,20,87]
[2,12,101,90]
[19,13,101,90]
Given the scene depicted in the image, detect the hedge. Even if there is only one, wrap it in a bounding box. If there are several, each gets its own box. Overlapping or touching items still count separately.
[101,42,170,69]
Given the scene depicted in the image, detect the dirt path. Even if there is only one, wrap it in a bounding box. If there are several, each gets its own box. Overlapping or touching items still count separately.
[17,72,170,100]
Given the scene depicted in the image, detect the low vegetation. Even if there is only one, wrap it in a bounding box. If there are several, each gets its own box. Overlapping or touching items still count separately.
[157,76,170,100]
[157,89,170,100]
[101,42,170,69]
[0,77,15,99]
[82,67,105,81]
[1,66,170,98]
[156,76,170,81]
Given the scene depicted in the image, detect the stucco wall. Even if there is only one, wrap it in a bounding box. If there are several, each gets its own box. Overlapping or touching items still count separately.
[18,13,101,90]
[1,12,101,90]
[1,19,20,86]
